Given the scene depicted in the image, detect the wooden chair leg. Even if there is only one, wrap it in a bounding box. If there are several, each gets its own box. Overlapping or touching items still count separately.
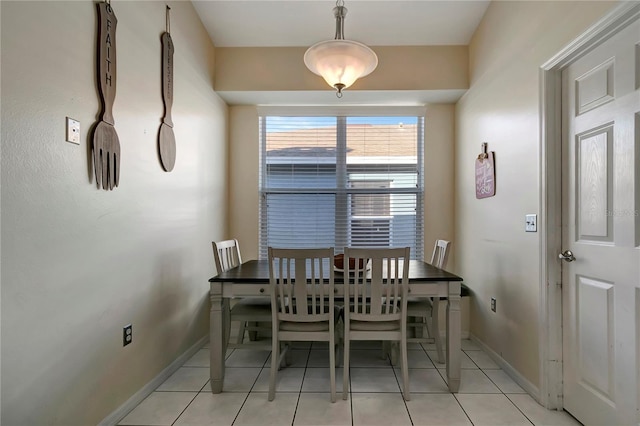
[248,321,259,341]
[268,336,279,401]
[412,316,424,339]
[390,341,398,366]
[400,338,410,401]
[421,316,430,339]
[329,335,336,403]
[236,321,247,345]
[284,343,293,366]
[279,342,289,369]
[342,337,350,400]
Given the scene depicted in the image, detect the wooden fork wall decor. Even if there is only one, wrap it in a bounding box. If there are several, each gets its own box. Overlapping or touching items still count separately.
[158,6,176,172]
[91,0,121,190]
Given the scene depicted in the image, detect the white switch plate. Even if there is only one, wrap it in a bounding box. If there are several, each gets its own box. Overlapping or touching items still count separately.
[66,117,80,144]
[525,214,537,232]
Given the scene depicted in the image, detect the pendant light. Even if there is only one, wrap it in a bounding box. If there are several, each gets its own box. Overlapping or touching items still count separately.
[304,0,378,98]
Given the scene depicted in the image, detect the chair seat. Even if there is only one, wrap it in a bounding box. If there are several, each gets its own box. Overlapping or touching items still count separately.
[280,321,330,332]
[350,319,400,331]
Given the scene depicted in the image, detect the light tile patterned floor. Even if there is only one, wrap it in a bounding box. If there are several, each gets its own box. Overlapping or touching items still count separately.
[119,339,581,426]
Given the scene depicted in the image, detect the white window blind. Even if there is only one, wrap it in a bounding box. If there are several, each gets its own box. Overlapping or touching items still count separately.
[259,114,424,260]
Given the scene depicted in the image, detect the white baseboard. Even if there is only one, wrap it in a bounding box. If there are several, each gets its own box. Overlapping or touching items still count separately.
[98,335,209,426]
[469,334,540,400]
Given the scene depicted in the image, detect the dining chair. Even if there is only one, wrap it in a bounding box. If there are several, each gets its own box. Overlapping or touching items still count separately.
[342,246,411,401]
[212,239,272,350]
[406,239,451,363]
[268,247,339,402]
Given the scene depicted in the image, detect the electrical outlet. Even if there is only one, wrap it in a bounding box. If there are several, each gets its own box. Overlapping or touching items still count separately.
[491,298,496,312]
[65,117,80,144]
[525,214,537,232]
[123,324,132,346]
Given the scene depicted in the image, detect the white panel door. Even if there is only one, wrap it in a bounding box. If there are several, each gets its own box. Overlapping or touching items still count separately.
[561,16,640,426]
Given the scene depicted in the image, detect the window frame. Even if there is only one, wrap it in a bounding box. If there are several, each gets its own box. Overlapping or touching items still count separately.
[258,108,425,260]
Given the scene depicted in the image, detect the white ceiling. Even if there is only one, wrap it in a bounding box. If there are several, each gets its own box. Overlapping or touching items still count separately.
[192,1,490,47]
[191,0,490,104]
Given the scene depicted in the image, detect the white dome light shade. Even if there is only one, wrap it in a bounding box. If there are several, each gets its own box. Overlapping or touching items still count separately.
[304,40,378,91]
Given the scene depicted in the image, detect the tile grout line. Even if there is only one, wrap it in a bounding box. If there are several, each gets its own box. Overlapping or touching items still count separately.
[169,389,200,426]
[348,361,353,426]
[292,347,314,424]
[391,360,415,426]
[503,393,536,426]
[231,348,270,426]
[290,368,305,426]
[455,351,533,426]
[452,392,476,426]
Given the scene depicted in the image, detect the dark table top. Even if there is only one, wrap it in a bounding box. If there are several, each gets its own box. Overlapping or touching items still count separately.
[209,259,463,284]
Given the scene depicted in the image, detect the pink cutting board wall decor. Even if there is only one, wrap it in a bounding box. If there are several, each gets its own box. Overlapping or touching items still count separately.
[475,143,495,199]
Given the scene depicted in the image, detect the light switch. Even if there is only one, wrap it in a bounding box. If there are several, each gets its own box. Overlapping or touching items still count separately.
[66,117,80,144]
[525,214,537,232]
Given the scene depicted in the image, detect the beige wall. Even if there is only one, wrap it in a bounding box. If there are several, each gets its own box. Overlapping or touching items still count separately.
[228,105,456,263]
[455,0,617,388]
[1,1,226,424]
[424,105,456,266]
[216,46,468,92]
[228,106,261,260]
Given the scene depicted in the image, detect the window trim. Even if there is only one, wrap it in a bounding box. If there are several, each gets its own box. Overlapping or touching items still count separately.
[259,111,425,260]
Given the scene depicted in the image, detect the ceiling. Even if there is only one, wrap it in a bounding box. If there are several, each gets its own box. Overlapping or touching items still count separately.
[191,0,490,105]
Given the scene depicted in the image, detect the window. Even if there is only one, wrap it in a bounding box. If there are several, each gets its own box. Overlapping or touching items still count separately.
[259,112,424,260]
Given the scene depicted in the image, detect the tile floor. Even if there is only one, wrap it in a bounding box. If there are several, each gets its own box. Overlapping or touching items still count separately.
[119,339,581,426]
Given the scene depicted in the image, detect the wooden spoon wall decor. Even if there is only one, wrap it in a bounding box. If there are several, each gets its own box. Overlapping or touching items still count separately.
[91,1,121,190]
[158,6,176,172]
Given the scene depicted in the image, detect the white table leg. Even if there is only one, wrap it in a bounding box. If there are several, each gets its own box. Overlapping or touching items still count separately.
[446,281,461,392]
[209,282,228,393]
[432,298,444,364]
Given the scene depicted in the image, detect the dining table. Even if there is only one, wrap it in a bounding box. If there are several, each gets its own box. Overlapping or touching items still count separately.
[208,259,464,393]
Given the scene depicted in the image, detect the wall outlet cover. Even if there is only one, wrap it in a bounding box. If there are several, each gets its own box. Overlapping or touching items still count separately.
[66,117,80,144]
[525,214,537,232]
[123,324,132,346]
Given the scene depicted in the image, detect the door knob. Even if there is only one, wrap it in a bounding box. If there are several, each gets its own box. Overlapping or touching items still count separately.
[558,250,576,262]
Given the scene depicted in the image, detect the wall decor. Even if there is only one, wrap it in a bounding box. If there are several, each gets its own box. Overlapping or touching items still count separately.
[475,142,495,199]
[158,5,176,172]
[91,0,120,190]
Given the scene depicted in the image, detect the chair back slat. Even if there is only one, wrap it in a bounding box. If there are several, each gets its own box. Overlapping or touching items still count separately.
[294,258,309,317]
[350,255,370,314]
[369,257,382,314]
[279,259,289,314]
[213,239,242,274]
[310,260,317,315]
